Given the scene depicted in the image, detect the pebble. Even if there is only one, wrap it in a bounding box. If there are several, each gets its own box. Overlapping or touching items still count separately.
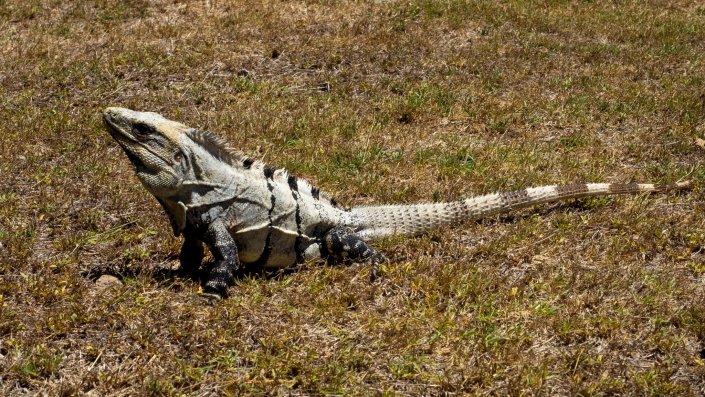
[95,274,122,290]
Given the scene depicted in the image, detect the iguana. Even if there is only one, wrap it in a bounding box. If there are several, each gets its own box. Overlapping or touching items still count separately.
[102,107,691,298]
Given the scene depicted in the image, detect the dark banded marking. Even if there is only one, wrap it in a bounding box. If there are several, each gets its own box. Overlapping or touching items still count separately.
[555,183,589,196]
[242,158,254,169]
[311,187,320,200]
[267,193,276,216]
[445,200,468,223]
[252,232,273,267]
[330,198,338,207]
[287,175,298,191]
[263,166,275,179]
[253,179,277,266]
[498,189,531,204]
[288,176,305,263]
[319,235,330,261]
[608,182,641,194]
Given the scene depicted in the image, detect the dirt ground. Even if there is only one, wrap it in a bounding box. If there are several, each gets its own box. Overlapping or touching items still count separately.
[1,1,705,395]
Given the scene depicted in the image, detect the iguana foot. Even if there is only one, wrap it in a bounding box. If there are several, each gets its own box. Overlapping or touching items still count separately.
[370,265,380,282]
[203,272,230,298]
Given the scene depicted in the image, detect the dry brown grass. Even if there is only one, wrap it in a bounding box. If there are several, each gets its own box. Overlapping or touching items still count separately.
[2,0,705,395]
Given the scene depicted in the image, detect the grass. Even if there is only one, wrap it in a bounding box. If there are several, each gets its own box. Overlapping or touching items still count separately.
[1,0,705,395]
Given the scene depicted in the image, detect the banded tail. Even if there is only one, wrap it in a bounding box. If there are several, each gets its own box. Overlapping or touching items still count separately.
[346,181,691,240]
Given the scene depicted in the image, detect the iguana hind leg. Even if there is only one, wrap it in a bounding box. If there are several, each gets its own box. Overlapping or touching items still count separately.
[323,226,387,281]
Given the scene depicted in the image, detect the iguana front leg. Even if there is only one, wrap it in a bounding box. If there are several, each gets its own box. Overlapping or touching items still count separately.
[200,220,241,298]
[178,232,204,278]
[323,226,387,281]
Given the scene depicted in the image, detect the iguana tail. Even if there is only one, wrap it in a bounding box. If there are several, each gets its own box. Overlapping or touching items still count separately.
[346,181,691,241]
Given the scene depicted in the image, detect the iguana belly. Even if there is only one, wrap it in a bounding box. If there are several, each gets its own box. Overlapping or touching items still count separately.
[226,184,310,268]
[232,226,300,268]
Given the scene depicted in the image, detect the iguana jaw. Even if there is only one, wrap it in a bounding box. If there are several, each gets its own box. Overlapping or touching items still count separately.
[103,107,187,198]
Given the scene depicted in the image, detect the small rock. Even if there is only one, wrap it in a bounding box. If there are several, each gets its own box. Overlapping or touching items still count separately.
[237,68,250,78]
[696,137,705,149]
[95,274,122,290]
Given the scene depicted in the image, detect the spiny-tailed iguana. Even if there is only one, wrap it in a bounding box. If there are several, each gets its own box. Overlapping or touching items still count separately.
[102,107,691,298]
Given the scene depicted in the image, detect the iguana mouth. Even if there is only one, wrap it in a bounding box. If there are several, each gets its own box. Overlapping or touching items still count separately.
[102,112,130,140]
[102,111,148,171]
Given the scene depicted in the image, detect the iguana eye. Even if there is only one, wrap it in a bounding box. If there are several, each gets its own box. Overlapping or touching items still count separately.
[173,151,183,162]
[132,123,154,136]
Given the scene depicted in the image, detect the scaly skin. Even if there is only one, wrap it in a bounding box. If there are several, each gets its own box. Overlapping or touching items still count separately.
[103,107,691,298]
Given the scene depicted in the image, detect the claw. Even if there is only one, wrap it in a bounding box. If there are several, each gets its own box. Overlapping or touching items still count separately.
[197,292,223,302]
[370,265,380,283]
[369,256,386,283]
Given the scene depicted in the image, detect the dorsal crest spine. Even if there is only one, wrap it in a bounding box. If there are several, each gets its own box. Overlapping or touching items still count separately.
[185,128,339,207]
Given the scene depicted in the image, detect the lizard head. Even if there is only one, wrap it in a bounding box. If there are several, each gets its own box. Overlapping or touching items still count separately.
[102,107,189,198]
